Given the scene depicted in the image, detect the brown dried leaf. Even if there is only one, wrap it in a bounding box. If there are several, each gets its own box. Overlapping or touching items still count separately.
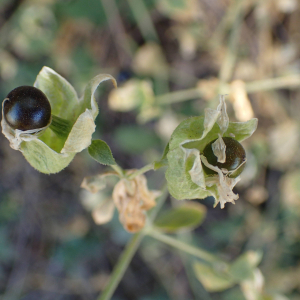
[112,174,158,233]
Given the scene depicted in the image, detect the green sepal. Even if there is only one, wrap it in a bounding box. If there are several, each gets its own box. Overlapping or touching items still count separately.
[49,115,73,139]
[154,142,169,170]
[21,139,75,174]
[88,139,116,166]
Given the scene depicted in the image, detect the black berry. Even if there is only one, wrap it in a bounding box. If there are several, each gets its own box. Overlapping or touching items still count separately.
[202,137,246,178]
[3,86,51,131]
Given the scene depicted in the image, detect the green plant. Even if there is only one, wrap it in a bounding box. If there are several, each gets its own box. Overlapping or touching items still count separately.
[1,66,264,300]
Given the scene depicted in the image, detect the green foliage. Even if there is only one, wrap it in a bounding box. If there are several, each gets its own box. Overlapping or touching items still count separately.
[193,250,263,292]
[88,140,116,166]
[154,202,206,232]
[193,261,235,292]
[229,250,263,282]
[114,125,161,154]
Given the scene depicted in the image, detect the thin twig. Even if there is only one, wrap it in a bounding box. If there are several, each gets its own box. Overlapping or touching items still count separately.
[155,74,300,105]
[97,186,169,300]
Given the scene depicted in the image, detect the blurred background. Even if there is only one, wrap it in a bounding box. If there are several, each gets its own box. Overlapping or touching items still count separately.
[0,0,300,299]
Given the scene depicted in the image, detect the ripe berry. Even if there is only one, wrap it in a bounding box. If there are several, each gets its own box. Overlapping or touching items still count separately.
[202,137,246,178]
[3,86,51,131]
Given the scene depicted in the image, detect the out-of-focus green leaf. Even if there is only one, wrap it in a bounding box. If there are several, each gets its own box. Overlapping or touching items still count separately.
[154,202,206,232]
[114,125,161,154]
[193,261,235,292]
[229,250,263,282]
[88,139,116,165]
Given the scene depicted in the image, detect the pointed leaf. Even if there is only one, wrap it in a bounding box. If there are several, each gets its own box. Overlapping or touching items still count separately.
[154,202,206,232]
[88,139,116,165]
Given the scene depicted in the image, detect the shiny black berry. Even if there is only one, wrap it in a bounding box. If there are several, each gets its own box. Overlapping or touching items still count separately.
[3,86,51,131]
[202,137,246,178]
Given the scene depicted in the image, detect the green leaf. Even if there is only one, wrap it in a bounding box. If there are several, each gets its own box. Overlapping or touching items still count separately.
[154,202,206,232]
[193,261,235,292]
[229,250,263,282]
[114,125,161,154]
[88,139,116,165]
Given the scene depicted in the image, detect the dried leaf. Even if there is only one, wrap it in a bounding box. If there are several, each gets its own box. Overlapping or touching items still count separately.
[112,174,158,233]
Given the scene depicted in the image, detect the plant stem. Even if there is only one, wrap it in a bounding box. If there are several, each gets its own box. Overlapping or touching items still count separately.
[155,74,300,105]
[127,163,154,180]
[146,229,221,264]
[97,232,144,300]
[110,164,125,177]
[97,186,168,300]
[126,0,159,42]
[218,0,245,85]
